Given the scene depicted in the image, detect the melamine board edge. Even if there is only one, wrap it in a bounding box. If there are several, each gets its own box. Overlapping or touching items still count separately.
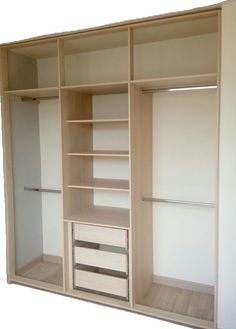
[61,81,128,94]
[5,87,59,98]
[66,288,131,309]
[134,304,214,329]
[67,185,129,192]
[131,73,218,90]
[66,119,129,123]
[67,152,129,157]
[64,217,130,230]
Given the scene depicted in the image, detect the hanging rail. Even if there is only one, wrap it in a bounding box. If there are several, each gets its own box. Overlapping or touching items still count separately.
[24,187,61,194]
[142,197,215,208]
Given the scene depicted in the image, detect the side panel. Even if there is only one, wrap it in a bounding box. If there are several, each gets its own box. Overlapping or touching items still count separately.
[218,2,236,328]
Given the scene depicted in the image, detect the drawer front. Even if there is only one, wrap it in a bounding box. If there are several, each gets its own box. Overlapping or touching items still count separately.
[74,246,128,273]
[74,224,127,248]
[74,269,128,298]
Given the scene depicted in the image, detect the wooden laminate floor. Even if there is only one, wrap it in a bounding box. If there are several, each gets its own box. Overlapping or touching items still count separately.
[21,260,63,286]
[142,283,214,321]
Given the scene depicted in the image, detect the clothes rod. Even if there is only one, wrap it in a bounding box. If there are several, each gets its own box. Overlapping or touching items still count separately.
[142,197,215,208]
[20,96,59,103]
[24,187,61,194]
[142,85,217,94]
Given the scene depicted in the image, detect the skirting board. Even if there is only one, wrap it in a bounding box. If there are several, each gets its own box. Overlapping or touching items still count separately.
[153,275,214,295]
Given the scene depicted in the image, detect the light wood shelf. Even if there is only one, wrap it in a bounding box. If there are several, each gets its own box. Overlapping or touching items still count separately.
[66,119,128,124]
[67,151,129,157]
[64,205,130,229]
[5,87,59,98]
[61,81,128,95]
[131,73,217,90]
[68,178,129,192]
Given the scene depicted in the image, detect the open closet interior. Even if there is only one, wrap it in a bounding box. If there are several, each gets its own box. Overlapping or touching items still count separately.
[1,7,220,329]
[6,42,63,288]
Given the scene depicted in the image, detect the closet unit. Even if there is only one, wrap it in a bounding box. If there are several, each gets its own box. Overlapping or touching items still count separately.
[1,2,236,329]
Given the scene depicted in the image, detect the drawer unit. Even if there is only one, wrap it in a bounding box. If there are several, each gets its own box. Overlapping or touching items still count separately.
[73,223,129,299]
[74,244,128,273]
[74,268,128,298]
[73,223,128,248]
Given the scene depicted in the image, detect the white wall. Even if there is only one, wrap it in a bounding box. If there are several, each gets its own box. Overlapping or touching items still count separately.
[152,89,217,285]
[39,99,63,257]
[218,2,236,328]
[134,33,217,80]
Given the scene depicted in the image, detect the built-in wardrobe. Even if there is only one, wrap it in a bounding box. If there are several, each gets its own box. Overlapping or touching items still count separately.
[1,2,236,329]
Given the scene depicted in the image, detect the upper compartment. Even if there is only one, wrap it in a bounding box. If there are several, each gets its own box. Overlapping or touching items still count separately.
[133,13,219,81]
[64,29,128,85]
[7,41,58,92]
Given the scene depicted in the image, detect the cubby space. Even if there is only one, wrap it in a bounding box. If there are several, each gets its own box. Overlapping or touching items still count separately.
[64,30,128,85]
[9,96,63,288]
[133,13,218,81]
[7,41,58,93]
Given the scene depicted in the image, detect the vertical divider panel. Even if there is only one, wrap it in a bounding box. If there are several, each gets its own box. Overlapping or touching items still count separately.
[58,37,66,291]
[58,39,65,87]
[214,11,221,329]
[128,28,134,81]
[130,84,153,304]
[0,49,16,281]
[128,27,134,305]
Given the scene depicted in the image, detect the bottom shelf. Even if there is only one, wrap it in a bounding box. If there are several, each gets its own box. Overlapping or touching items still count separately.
[19,256,63,287]
[142,283,214,322]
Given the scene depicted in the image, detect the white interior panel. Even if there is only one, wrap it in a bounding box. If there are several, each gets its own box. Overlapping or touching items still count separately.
[93,158,129,180]
[153,89,217,202]
[153,204,215,285]
[134,33,217,79]
[152,89,217,284]
[94,190,129,208]
[65,46,128,85]
[93,122,128,151]
[39,99,63,256]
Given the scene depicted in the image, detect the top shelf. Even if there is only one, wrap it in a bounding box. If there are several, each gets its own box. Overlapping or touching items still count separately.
[5,87,59,98]
[61,81,128,95]
[131,73,217,91]
[5,73,217,99]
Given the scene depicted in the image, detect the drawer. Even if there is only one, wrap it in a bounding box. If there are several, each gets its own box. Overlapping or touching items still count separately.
[74,268,128,298]
[74,245,128,273]
[74,224,127,248]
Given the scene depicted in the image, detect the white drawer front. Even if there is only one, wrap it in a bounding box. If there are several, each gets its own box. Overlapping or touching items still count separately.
[74,269,128,298]
[74,224,127,248]
[74,246,127,273]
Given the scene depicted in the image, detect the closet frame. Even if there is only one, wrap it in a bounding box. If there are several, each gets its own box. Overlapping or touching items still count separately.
[0,4,222,329]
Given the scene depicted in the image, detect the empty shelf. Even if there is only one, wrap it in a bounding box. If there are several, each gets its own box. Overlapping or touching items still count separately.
[132,73,217,90]
[66,119,128,123]
[68,178,129,192]
[61,81,128,95]
[67,151,129,157]
[5,87,59,98]
[64,206,130,229]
